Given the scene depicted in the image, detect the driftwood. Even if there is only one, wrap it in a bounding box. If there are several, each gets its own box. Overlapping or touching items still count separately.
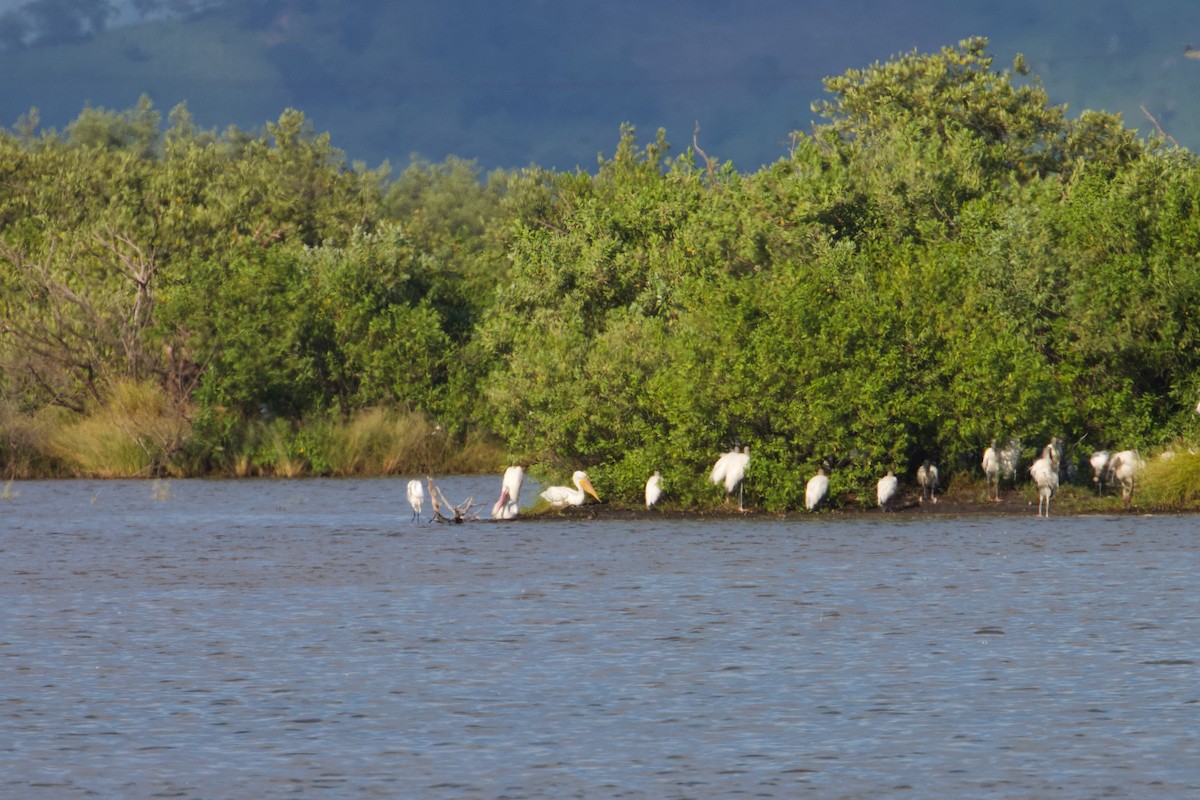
[425,476,484,523]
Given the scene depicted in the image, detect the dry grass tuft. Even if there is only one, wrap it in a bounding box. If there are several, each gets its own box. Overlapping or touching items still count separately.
[45,380,192,478]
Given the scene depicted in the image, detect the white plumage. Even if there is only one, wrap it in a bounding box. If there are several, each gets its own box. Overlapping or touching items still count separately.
[876,470,898,510]
[982,442,1000,502]
[1106,450,1143,509]
[1030,446,1058,517]
[917,461,939,504]
[406,478,425,523]
[645,471,663,509]
[709,446,750,510]
[540,470,601,508]
[998,438,1021,482]
[491,465,524,520]
[1089,451,1110,495]
[805,468,829,511]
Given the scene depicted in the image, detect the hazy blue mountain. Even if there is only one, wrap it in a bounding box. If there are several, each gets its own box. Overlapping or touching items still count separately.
[4,0,1200,170]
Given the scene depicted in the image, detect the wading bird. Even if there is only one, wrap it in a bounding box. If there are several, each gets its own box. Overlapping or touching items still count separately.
[998,438,1021,485]
[407,478,425,523]
[982,442,1001,502]
[806,468,829,511]
[645,471,663,509]
[917,461,939,504]
[877,470,898,511]
[1106,450,1142,510]
[540,470,601,508]
[710,446,750,511]
[1090,451,1111,495]
[1030,446,1058,517]
[491,465,524,520]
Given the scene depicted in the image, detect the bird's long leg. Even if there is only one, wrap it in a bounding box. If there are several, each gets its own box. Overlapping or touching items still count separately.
[737,481,744,512]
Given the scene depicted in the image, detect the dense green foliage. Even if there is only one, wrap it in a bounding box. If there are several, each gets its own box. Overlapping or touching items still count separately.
[3,39,1200,506]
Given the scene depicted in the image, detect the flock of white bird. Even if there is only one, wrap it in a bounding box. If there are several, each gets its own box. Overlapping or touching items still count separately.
[403,437,1151,522]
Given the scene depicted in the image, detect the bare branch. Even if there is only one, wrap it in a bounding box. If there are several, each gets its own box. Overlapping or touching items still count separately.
[1140,104,1180,148]
[693,120,717,180]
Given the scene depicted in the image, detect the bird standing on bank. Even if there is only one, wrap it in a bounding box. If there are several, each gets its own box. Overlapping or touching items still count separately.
[645,471,663,509]
[1106,450,1142,510]
[1030,446,1058,517]
[806,468,829,511]
[982,442,1000,502]
[917,461,939,504]
[710,446,750,511]
[1090,451,1110,495]
[877,470,898,510]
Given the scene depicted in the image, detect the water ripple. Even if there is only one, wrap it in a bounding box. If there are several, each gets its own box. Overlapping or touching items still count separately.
[2,479,1199,798]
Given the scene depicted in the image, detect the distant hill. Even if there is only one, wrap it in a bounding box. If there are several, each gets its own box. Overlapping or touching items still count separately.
[4,0,1200,170]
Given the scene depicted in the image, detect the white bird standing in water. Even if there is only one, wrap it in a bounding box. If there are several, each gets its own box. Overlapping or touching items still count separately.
[645,471,663,509]
[406,478,425,523]
[917,461,939,504]
[1030,445,1058,517]
[876,470,898,510]
[982,442,1001,502]
[805,468,829,511]
[540,470,601,508]
[710,446,750,511]
[491,465,524,520]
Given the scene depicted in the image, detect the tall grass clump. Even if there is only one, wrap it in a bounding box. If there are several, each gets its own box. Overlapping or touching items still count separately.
[1138,447,1200,509]
[308,408,502,475]
[215,408,504,477]
[46,380,192,478]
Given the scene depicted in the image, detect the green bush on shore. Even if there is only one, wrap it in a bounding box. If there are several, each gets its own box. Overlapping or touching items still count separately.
[5,39,1200,510]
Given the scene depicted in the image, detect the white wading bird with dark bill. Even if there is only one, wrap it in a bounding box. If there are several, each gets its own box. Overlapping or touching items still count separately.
[982,441,1001,502]
[492,465,525,520]
[709,446,750,511]
[1030,445,1058,517]
[1090,450,1111,495]
[406,478,425,523]
[540,470,601,508]
[917,461,939,504]
[645,471,663,509]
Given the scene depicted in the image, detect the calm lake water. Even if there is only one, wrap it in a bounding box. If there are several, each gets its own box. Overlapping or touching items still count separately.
[2,477,1199,799]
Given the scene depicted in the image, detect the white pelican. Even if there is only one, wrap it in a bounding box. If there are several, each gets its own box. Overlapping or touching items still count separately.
[492,465,524,520]
[1106,450,1143,510]
[709,446,750,510]
[540,470,600,508]
[876,470,898,510]
[406,478,424,523]
[917,461,939,504]
[645,471,663,509]
[1090,451,1110,495]
[982,442,1000,502]
[1030,446,1058,517]
[805,468,829,511]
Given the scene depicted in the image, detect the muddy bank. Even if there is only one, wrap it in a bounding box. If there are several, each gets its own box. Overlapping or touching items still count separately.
[518,486,1166,521]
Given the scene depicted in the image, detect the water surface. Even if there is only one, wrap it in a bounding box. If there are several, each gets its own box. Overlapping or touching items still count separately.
[3,478,1198,798]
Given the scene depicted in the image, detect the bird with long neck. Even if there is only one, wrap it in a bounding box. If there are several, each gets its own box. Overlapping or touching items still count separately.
[540,470,601,508]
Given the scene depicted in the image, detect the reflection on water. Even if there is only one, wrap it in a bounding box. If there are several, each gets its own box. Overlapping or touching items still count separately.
[3,479,1199,798]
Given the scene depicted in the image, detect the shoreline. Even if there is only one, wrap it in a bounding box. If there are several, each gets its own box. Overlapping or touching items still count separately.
[521,487,1175,520]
